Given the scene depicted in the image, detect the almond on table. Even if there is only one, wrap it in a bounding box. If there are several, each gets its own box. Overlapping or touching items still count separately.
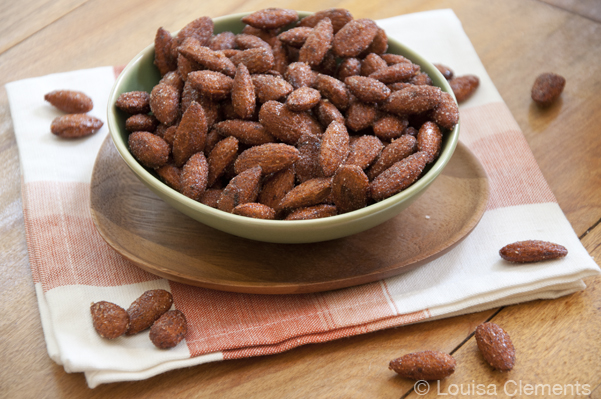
[389,351,456,380]
[531,72,565,106]
[475,322,516,371]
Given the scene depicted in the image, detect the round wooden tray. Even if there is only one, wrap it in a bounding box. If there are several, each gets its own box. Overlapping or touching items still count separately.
[90,136,489,294]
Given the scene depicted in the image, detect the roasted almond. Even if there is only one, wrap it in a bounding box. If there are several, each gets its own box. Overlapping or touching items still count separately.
[319,120,350,177]
[417,121,443,164]
[314,73,350,111]
[389,351,456,380]
[345,76,391,103]
[285,204,338,220]
[278,27,312,48]
[214,120,274,146]
[181,152,209,201]
[150,83,180,125]
[286,87,321,112]
[373,114,408,141]
[125,114,159,133]
[128,131,170,169]
[367,134,417,180]
[299,8,353,33]
[369,151,428,201]
[232,203,276,219]
[44,90,93,113]
[381,85,442,115]
[173,101,208,167]
[178,37,236,77]
[278,177,332,210]
[207,136,239,186]
[230,47,275,74]
[252,74,294,102]
[116,91,151,114]
[345,101,377,132]
[149,310,188,349]
[369,62,420,84]
[234,143,300,175]
[187,70,234,101]
[241,8,299,30]
[90,301,130,339]
[258,166,296,209]
[154,27,177,76]
[499,240,568,263]
[298,17,333,67]
[231,63,256,119]
[332,165,369,213]
[475,322,516,371]
[50,114,103,138]
[285,62,317,89]
[332,18,378,58]
[126,289,173,336]
[531,72,565,106]
[431,91,459,130]
[344,135,383,169]
[258,100,311,144]
[450,74,479,103]
[360,53,387,77]
[217,166,262,212]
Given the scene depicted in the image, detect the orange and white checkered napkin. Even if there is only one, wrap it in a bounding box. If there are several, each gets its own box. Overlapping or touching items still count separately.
[6,9,599,388]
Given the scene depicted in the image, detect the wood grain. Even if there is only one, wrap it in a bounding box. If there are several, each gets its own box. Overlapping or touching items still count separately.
[0,0,87,54]
[90,138,488,294]
[538,0,601,22]
[1,0,600,397]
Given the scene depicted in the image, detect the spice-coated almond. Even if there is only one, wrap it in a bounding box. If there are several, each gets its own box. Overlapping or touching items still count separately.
[149,310,188,349]
[50,114,103,138]
[332,18,378,58]
[389,351,456,380]
[90,301,130,339]
[499,240,568,263]
[285,204,338,220]
[475,322,516,371]
[232,203,277,219]
[319,120,350,177]
[181,152,209,201]
[126,289,173,336]
[44,90,93,113]
[234,143,300,175]
[369,151,428,201]
[531,72,565,106]
[217,166,262,212]
[450,75,479,103]
[128,131,170,169]
[241,8,299,30]
[332,164,369,213]
[417,121,443,164]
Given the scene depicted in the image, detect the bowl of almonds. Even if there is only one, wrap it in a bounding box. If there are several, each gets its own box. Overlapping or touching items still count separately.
[107,8,460,243]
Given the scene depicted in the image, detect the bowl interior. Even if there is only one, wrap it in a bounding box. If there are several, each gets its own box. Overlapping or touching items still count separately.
[107,11,459,243]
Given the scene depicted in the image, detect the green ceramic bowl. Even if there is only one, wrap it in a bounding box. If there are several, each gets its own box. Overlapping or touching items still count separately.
[107,11,459,244]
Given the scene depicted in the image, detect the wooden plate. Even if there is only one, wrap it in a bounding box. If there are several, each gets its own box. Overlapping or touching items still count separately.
[90,137,489,294]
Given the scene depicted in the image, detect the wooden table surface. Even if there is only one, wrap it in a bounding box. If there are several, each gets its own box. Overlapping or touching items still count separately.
[1,0,600,397]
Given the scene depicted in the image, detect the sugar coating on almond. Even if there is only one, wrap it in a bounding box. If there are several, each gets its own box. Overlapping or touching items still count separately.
[126,289,173,336]
[45,90,93,113]
[91,301,130,339]
[149,310,188,349]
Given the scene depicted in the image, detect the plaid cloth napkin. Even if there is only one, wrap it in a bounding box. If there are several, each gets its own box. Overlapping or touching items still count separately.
[6,9,599,388]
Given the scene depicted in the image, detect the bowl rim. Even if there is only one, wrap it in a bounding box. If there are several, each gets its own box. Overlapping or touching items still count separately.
[107,10,460,232]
